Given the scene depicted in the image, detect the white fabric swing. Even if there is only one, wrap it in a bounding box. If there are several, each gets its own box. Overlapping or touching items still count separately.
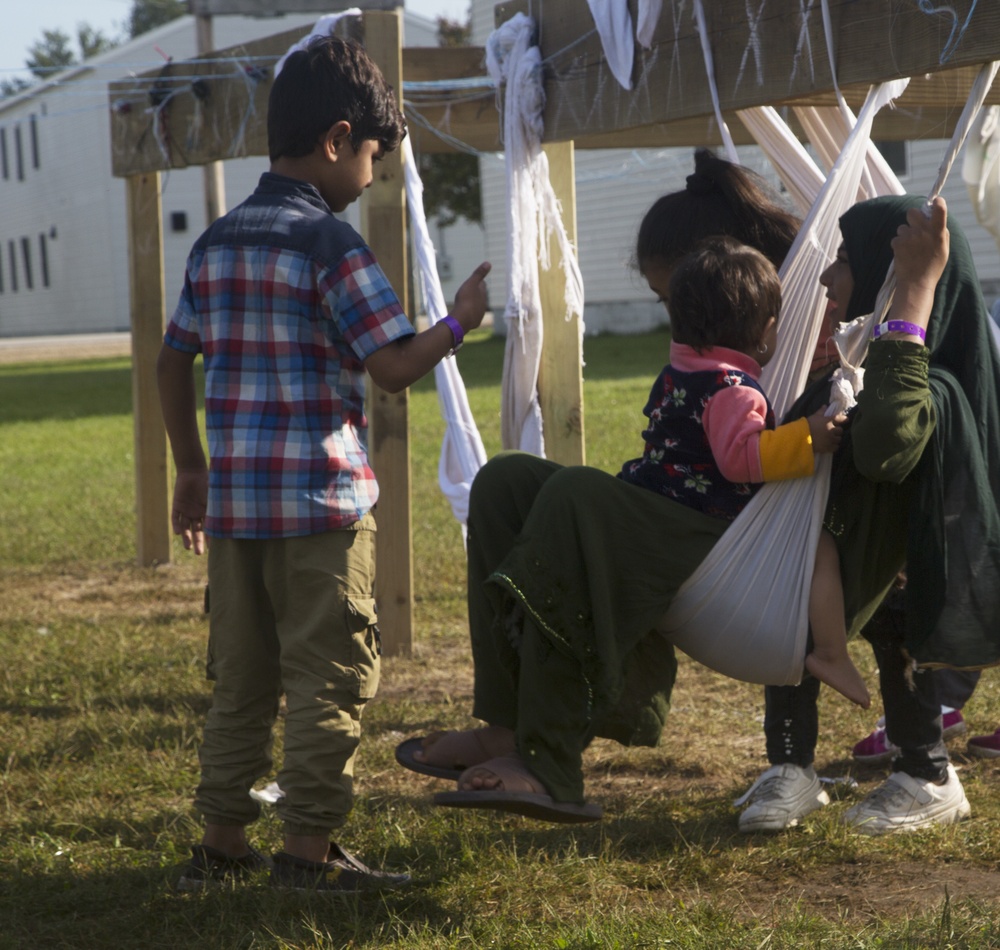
[656,80,909,686]
[658,62,1000,685]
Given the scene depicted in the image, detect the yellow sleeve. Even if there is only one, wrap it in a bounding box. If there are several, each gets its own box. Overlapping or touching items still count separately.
[758,418,815,481]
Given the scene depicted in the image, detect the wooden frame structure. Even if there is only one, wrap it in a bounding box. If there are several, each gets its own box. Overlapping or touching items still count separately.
[109,1,1000,654]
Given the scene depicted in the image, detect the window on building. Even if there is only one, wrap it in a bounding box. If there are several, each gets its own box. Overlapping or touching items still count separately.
[39,233,50,287]
[170,211,188,233]
[1,128,7,180]
[873,140,909,178]
[14,124,24,181]
[21,237,34,290]
[30,115,39,169]
[8,241,18,292]
[0,251,4,293]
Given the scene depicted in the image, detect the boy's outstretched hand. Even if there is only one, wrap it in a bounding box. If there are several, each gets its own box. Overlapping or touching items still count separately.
[364,261,492,394]
[451,262,492,333]
[808,405,847,454]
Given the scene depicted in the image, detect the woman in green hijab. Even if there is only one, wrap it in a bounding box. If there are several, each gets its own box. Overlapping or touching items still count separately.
[740,194,1000,836]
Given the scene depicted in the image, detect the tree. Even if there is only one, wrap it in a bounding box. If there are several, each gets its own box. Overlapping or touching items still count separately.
[3,0,177,97]
[0,76,32,99]
[78,25,116,60]
[19,25,116,83]
[127,0,188,40]
[418,17,482,227]
[417,153,482,226]
[26,29,76,79]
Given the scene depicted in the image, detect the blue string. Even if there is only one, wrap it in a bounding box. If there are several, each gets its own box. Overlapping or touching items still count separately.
[916,0,980,65]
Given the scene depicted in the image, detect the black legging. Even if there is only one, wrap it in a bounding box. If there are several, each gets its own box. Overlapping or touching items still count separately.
[764,587,949,781]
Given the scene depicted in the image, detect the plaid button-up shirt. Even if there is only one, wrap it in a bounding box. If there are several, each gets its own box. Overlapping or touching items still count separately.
[164,173,414,539]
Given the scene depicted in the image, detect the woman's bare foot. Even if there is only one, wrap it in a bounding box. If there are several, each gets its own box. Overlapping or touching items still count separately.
[457,754,546,793]
[412,725,515,770]
[805,650,871,708]
[433,755,603,823]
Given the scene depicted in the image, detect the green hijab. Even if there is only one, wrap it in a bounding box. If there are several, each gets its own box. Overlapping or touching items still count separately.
[839,195,1000,665]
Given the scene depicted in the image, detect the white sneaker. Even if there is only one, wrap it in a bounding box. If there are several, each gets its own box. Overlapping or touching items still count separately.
[843,764,971,835]
[735,764,831,833]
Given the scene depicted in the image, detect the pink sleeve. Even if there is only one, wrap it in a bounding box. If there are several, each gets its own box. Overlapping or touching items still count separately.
[701,385,768,482]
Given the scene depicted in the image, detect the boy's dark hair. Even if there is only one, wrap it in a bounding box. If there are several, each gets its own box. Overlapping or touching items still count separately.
[636,148,800,273]
[268,35,406,162]
[666,237,782,354]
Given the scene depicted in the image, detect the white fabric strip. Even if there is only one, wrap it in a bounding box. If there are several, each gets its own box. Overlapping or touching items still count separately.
[274,10,362,76]
[635,0,663,49]
[692,0,739,163]
[835,61,1000,374]
[963,104,1000,254]
[486,13,585,455]
[401,138,488,532]
[586,0,635,90]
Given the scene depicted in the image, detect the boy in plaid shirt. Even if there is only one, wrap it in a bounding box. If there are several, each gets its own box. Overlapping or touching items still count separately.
[157,35,490,892]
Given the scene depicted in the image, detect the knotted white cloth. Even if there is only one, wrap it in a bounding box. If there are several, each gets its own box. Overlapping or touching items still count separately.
[486,13,585,455]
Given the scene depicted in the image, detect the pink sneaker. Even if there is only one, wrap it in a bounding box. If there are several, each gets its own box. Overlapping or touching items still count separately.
[942,708,968,740]
[852,709,966,764]
[852,718,897,764]
[967,727,1000,758]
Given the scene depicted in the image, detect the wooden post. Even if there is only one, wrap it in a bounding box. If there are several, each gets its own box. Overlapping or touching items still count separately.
[361,9,413,656]
[537,140,585,466]
[195,13,227,223]
[126,172,172,566]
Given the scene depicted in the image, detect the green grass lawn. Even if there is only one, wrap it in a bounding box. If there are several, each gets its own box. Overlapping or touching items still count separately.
[2,332,1000,949]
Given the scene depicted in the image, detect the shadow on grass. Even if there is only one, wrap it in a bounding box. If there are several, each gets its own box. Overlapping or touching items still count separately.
[0,701,72,720]
[2,849,464,949]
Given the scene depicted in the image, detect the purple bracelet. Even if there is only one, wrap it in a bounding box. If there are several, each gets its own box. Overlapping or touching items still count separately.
[441,315,465,355]
[872,320,927,342]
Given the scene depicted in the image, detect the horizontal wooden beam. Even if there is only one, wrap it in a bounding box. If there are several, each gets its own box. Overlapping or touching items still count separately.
[109,28,501,175]
[109,25,304,177]
[574,69,1000,149]
[495,0,1000,143]
[109,2,1000,176]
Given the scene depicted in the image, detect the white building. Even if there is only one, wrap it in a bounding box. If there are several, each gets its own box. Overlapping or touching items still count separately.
[0,7,487,338]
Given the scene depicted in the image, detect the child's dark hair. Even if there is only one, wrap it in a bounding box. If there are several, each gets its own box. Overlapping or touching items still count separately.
[666,237,781,354]
[268,35,406,162]
[636,148,799,273]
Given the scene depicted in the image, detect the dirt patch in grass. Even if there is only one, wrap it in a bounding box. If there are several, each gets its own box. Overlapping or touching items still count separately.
[721,860,1000,922]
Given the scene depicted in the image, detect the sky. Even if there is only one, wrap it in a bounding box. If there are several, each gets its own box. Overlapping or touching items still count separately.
[1,0,471,82]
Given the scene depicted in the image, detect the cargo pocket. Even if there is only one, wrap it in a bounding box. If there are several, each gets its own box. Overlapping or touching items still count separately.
[346,596,381,699]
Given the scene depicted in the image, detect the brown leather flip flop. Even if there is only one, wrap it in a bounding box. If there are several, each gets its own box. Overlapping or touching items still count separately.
[433,756,603,824]
[394,736,464,780]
